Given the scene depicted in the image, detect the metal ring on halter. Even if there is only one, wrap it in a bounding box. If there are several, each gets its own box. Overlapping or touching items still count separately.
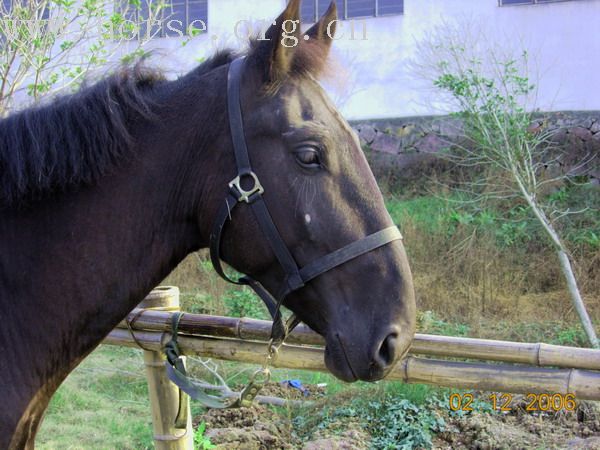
[229,171,264,203]
[266,338,282,360]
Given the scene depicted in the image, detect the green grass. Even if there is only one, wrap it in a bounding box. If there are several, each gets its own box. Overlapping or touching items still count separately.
[35,343,451,449]
[37,346,154,450]
[35,318,594,448]
[387,185,599,251]
[472,319,594,346]
[386,195,453,235]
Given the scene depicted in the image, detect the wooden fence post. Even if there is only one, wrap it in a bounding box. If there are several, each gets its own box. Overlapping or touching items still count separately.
[138,286,193,450]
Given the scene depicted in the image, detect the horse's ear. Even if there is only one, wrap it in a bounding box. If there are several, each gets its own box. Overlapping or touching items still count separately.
[304,0,337,51]
[247,0,302,83]
[292,1,337,78]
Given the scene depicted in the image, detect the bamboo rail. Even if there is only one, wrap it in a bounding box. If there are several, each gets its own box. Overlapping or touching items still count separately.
[115,309,600,371]
[105,326,600,401]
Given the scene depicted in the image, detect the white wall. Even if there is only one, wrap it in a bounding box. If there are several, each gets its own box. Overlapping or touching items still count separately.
[139,0,285,75]
[133,0,600,119]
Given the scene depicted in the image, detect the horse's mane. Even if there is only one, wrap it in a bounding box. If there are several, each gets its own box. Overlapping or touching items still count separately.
[0,38,326,206]
[0,50,234,206]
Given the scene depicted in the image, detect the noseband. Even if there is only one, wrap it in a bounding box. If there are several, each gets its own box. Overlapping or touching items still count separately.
[208,57,403,342]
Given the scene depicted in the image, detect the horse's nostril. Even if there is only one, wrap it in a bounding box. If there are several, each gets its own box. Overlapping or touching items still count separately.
[376,332,398,368]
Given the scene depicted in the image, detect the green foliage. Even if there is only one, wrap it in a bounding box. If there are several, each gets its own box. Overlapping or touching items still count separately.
[571,230,600,249]
[37,346,154,449]
[120,47,152,65]
[194,422,216,450]
[473,319,598,347]
[386,196,452,235]
[434,55,534,115]
[418,310,470,337]
[424,26,593,250]
[547,184,600,249]
[387,191,599,251]
[368,397,446,449]
[180,292,216,314]
[223,287,270,320]
[0,0,167,114]
[381,382,437,406]
[433,55,536,175]
[496,219,529,247]
[553,325,589,347]
[292,389,446,450]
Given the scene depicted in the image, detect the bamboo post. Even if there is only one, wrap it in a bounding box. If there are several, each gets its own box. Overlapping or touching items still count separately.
[137,287,193,450]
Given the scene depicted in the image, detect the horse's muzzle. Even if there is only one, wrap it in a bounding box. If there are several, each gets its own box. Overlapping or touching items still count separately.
[323,325,412,382]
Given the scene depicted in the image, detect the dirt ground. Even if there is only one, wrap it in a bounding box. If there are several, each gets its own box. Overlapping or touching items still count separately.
[195,382,372,449]
[434,395,600,450]
[194,385,600,450]
[198,405,371,449]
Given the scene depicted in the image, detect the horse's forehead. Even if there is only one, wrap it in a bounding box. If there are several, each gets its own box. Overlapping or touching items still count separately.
[283,79,354,135]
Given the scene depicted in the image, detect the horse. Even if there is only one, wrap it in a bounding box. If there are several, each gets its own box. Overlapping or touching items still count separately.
[0,0,416,447]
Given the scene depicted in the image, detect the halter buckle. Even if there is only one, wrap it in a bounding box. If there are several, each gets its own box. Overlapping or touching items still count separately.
[229,172,264,203]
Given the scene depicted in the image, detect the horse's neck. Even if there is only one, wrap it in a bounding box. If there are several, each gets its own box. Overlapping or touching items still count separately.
[0,130,208,449]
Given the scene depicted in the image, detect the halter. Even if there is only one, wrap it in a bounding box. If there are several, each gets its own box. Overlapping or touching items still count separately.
[210,56,402,341]
[165,56,403,410]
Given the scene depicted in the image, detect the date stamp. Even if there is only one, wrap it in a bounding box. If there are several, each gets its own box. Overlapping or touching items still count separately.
[449,393,577,412]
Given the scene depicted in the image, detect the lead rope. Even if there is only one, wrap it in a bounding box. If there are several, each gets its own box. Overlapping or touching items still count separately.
[238,312,302,406]
[163,311,291,412]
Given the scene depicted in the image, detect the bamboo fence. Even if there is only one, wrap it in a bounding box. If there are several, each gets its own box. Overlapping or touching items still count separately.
[105,307,600,401]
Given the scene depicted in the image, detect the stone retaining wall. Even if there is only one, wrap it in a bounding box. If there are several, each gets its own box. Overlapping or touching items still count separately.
[351,111,600,187]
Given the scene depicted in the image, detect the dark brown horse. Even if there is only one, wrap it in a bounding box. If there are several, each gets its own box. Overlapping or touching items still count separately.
[0,1,416,447]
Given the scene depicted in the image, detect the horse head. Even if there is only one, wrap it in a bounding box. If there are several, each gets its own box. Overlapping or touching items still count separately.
[205,0,416,382]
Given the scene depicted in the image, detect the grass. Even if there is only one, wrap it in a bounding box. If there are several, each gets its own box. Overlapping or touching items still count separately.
[386,195,453,236]
[37,346,153,450]
[385,188,599,326]
[386,187,600,252]
[35,339,450,449]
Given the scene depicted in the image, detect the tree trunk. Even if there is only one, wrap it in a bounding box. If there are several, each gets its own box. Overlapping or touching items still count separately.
[556,249,599,349]
[516,180,599,348]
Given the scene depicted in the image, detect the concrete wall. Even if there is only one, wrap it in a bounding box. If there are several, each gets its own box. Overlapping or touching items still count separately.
[135,0,600,120]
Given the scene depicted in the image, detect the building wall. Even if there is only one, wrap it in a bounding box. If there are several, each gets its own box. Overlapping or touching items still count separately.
[132,0,600,119]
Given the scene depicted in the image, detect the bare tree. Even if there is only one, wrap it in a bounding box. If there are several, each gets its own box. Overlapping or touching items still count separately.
[412,21,598,348]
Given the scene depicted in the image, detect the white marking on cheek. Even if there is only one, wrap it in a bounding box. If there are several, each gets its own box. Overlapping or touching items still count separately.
[305,214,312,224]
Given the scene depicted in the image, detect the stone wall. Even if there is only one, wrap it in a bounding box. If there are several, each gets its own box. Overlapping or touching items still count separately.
[351,111,600,188]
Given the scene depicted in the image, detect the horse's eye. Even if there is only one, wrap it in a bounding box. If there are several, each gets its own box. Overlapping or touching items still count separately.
[294,147,321,169]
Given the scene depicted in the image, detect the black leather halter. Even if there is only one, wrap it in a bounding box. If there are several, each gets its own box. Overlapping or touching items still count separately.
[209,57,403,342]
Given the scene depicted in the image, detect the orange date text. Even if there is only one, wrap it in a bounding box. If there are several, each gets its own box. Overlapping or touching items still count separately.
[448,393,576,412]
